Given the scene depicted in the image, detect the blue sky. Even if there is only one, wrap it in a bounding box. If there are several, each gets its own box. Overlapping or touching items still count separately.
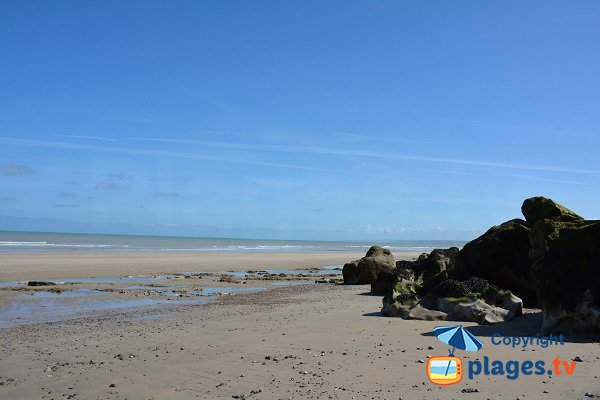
[1,1,599,240]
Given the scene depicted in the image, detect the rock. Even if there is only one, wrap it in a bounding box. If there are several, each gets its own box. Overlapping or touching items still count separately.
[381,281,420,317]
[371,270,398,296]
[395,267,415,282]
[522,196,583,224]
[371,267,415,295]
[27,281,56,286]
[530,219,600,333]
[344,246,395,285]
[414,248,459,283]
[428,279,470,298]
[481,286,523,316]
[424,295,515,324]
[455,218,536,304]
[342,260,359,285]
[404,304,447,321]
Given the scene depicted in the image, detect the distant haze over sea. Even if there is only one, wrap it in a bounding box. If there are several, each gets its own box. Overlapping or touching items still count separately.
[0,231,465,254]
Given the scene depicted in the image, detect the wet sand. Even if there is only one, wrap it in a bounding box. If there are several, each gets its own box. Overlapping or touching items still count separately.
[0,251,379,282]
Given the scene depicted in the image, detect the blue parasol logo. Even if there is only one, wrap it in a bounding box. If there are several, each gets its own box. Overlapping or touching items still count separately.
[432,325,483,378]
[433,325,483,356]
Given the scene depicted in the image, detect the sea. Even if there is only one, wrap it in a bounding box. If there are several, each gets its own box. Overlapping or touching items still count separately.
[0,231,465,253]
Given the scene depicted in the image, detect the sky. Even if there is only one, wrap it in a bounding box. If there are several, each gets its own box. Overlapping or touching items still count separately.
[1,0,599,240]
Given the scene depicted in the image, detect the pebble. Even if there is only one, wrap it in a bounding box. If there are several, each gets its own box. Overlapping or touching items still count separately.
[573,356,583,362]
[461,388,479,393]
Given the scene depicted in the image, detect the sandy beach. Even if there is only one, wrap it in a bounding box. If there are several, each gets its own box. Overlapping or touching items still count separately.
[0,251,373,282]
[1,283,599,399]
[0,252,598,399]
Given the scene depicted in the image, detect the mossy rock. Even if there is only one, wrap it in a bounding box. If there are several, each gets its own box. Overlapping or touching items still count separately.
[530,219,600,314]
[521,196,583,224]
[382,281,419,305]
[428,279,469,298]
[454,218,535,304]
[481,285,523,316]
[342,260,359,284]
[356,246,395,284]
[371,270,397,296]
[419,248,459,281]
[420,270,448,295]
[462,277,490,295]
[395,267,415,282]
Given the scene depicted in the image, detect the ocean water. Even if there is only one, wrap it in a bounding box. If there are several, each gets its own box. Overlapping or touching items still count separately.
[0,231,465,253]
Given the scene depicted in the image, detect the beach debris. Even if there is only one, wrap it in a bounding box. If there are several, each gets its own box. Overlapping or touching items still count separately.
[573,356,583,362]
[461,388,480,393]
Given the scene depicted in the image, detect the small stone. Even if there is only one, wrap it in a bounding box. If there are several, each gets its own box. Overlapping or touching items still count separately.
[584,393,594,398]
[461,388,479,393]
[108,384,116,388]
[573,356,583,362]
[417,359,425,364]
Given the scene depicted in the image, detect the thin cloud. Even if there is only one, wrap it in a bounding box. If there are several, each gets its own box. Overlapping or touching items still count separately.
[54,204,80,208]
[248,178,295,188]
[3,136,599,176]
[133,137,600,175]
[1,163,34,176]
[153,191,179,198]
[95,179,119,191]
[58,192,79,199]
[62,135,117,142]
[0,137,345,175]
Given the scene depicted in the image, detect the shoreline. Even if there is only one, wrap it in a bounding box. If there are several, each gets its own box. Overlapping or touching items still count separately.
[0,251,421,282]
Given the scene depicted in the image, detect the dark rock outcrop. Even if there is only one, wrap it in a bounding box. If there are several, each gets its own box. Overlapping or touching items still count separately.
[343,246,395,285]
[27,281,56,286]
[371,270,398,296]
[530,219,600,333]
[359,196,598,331]
[342,260,359,285]
[454,219,535,304]
[370,247,457,295]
[522,196,583,224]
[371,266,415,296]
[357,246,395,284]
[411,248,459,283]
